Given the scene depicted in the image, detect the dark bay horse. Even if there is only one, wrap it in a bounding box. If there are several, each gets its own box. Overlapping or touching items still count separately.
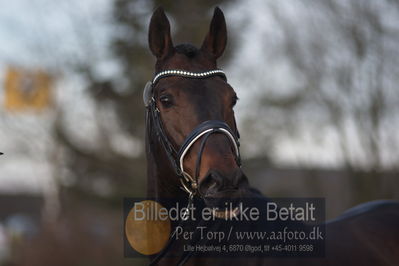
[144,7,399,266]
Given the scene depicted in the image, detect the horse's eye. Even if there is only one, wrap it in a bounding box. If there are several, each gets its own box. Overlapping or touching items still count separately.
[159,94,174,108]
[232,95,239,107]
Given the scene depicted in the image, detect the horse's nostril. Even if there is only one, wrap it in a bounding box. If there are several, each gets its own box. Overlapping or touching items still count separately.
[199,170,249,197]
[199,172,222,196]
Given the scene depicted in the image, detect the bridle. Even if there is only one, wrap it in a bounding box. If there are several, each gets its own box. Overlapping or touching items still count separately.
[144,69,241,265]
[145,69,241,265]
[144,69,241,200]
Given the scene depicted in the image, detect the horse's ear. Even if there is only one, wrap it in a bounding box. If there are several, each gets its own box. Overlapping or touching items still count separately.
[148,7,174,59]
[201,7,227,59]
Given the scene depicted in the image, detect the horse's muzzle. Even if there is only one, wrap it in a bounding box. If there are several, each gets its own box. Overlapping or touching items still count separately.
[198,169,250,208]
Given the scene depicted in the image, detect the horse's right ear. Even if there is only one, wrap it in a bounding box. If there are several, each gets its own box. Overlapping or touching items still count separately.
[148,7,174,59]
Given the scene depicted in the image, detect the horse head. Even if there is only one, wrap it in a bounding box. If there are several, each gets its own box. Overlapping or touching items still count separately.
[146,7,250,209]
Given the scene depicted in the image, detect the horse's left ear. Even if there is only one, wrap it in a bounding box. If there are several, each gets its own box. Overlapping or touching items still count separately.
[201,7,227,59]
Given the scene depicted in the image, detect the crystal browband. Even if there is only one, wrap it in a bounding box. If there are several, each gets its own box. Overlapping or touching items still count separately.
[152,69,226,85]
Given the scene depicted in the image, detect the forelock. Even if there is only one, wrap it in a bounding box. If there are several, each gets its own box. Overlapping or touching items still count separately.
[175,44,199,58]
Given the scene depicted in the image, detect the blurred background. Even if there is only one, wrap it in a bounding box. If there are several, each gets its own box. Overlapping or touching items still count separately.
[0,0,398,265]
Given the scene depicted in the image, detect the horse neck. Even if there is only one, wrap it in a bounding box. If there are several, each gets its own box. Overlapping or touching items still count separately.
[145,118,186,200]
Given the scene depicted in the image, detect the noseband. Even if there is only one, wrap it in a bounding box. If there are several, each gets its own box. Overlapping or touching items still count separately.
[144,69,241,198]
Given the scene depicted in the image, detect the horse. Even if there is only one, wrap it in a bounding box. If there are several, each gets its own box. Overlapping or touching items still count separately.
[143,7,399,266]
